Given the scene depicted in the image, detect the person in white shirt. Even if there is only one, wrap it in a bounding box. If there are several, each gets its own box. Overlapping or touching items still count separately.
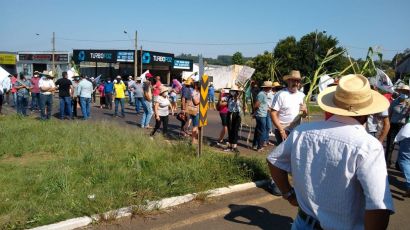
[267,74,394,230]
[39,71,56,120]
[77,75,94,120]
[150,86,171,136]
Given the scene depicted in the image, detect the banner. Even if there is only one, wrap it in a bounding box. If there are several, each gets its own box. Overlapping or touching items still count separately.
[0,53,16,65]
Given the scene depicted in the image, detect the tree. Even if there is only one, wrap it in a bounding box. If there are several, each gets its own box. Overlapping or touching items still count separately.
[232,52,244,65]
[273,36,298,77]
[250,51,281,83]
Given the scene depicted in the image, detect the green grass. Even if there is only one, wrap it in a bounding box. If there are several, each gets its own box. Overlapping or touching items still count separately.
[0,115,269,229]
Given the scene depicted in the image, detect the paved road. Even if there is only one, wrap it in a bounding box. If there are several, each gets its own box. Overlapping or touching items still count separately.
[84,168,409,230]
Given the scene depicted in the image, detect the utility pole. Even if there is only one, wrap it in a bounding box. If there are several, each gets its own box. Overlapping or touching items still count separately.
[140,45,143,76]
[134,30,138,78]
[52,32,55,76]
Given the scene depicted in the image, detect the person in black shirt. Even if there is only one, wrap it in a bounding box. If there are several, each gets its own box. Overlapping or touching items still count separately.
[55,71,73,119]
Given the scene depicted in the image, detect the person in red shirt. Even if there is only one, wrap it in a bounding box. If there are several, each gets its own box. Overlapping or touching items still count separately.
[152,76,162,102]
[30,71,41,110]
[11,74,17,107]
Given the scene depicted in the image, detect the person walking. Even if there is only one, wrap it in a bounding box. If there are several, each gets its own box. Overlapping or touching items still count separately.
[127,76,135,106]
[150,86,171,136]
[224,85,243,155]
[113,76,126,118]
[252,81,272,151]
[188,81,201,144]
[267,74,394,230]
[55,71,73,119]
[30,71,41,111]
[14,74,32,116]
[104,78,114,110]
[208,82,216,110]
[39,71,56,120]
[180,78,194,136]
[77,75,93,120]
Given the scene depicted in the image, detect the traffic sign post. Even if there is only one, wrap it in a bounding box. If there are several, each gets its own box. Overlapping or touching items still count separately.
[197,55,208,157]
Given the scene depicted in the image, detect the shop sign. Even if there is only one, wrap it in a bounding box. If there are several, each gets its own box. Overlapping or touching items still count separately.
[0,53,16,65]
[117,51,134,62]
[173,59,192,70]
[73,50,117,63]
[18,54,68,62]
[142,51,174,66]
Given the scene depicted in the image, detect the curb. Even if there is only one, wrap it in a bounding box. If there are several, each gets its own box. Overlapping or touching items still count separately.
[30,179,269,230]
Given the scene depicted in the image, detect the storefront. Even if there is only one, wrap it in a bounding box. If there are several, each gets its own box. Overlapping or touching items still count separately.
[17,51,70,78]
[0,52,17,75]
[72,49,193,84]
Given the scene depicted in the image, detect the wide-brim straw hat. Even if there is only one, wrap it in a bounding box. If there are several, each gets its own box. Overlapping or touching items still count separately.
[317,74,389,116]
[136,77,142,81]
[160,86,169,94]
[40,70,55,78]
[230,84,243,91]
[283,70,302,81]
[261,81,273,88]
[184,78,193,85]
[272,82,281,87]
[397,84,410,92]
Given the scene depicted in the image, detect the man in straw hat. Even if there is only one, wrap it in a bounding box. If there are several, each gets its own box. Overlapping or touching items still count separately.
[271,70,307,145]
[252,80,272,151]
[267,74,394,230]
[39,71,56,120]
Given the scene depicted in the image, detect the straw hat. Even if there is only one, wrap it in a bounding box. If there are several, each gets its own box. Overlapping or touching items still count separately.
[230,84,243,91]
[160,86,169,94]
[317,74,389,116]
[41,70,55,78]
[261,81,273,88]
[397,85,410,92]
[283,70,302,81]
[272,82,281,87]
[136,77,142,81]
[184,78,193,85]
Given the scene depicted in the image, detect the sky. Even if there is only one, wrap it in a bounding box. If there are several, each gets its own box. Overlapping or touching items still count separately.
[0,0,408,60]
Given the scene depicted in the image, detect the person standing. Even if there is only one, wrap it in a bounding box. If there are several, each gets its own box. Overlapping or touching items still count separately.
[131,77,144,114]
[386,85,410,165]
[113,76,126,118]
[55,71,73,119]
[39,71,56,120]
[10,74,17,107]
[141,76,154,128]
[152,75,162,102]
[271,70,306,145]
[169,89,177,116]
[104,78,114,110]
[127,76,135,106]
[252,81,272,151]
[2,75,12,105]
[180,78,194,136]
[150,86,171,136]
[216,87,230,146]
[188,81,201,144]
[97,81,105,109]
[395,119,410,197]
[267,74,394,230]
[208,82,216,110]
[71,76,80,118]
[224,85,243,154]
[14,74,32,116]
[0,77,4,115]
[30,71,41,111]
[77,75,93,120]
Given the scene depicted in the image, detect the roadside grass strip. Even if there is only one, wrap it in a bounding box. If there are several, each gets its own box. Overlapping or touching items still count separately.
[0,115,269,229]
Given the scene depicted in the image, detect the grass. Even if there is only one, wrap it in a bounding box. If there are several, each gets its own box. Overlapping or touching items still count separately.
[0,115,269,229]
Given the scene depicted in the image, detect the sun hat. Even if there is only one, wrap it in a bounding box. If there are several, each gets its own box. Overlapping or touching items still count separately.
[184,78,193,85]
[397,84,410,92]
[160,86,169,94]
[230,84,243,91]
[272,82,281,87]
[317,74,389,116]
[136,77,142,81]
[283,70,302,81]
[261,81,273,88]
[41,70,55,78]
[116,75,122,79]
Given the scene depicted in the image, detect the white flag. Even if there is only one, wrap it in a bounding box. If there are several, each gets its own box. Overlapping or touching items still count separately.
[374,68,394,93]
[318,74,334,92]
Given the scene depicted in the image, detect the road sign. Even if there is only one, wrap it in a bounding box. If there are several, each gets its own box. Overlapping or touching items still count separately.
[199,74,209,127]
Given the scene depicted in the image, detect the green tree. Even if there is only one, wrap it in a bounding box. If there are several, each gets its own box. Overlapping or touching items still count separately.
[232,52,244,65]
[250,51,280,83]
[273,36,298,77]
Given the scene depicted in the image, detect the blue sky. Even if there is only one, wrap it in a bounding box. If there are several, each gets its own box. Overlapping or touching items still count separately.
[0,0,408,60]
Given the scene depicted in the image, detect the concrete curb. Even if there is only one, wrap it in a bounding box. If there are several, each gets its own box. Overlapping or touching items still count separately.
[30,179,269,230]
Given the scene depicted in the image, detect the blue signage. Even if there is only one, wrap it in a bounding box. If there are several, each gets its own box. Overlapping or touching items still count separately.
[142,52,151,64]
[117,51,134,62]
[173,59,192,70]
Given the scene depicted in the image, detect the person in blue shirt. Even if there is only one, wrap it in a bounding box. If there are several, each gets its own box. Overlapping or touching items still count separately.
[208,82,215,110]
[104,78,114,110]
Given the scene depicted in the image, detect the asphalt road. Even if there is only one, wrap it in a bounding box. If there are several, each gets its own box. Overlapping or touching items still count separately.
[84,168,410,230]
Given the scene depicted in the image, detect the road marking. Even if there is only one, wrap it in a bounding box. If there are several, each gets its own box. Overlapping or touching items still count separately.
[151,194,280,230]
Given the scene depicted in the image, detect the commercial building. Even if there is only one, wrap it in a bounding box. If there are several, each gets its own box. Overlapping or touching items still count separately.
[0,51,17,75]
[72,49,193,84]
[17,51,70,77]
